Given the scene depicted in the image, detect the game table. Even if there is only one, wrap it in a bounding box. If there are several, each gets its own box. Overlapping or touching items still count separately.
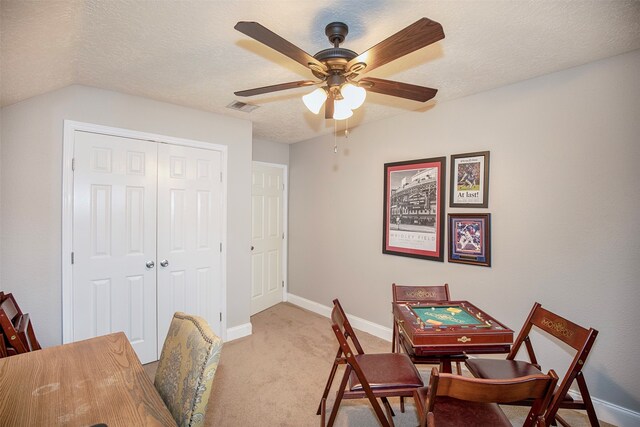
[393,300,514,373]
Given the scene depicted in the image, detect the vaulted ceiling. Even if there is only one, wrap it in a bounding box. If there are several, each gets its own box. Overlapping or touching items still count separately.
[2,1,639,143]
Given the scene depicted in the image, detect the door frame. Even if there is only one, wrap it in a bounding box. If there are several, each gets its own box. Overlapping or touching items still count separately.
[62,120,228,344]
[251,161,289,304]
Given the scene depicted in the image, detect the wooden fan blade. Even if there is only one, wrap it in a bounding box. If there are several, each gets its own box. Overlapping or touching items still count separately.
[234,80,317,97]
[235,21,327,72]
[359,77,438,102]
[347,18,444,74]
[325,95,334,119]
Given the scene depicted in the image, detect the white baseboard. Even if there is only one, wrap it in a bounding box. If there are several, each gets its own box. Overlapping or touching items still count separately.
[287,293,639,427]
[566,390,640,427]
[225,322,252,342]
[286,293,393,342]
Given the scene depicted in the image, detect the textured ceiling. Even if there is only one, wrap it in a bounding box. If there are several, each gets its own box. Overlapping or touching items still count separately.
[2,0,639,144]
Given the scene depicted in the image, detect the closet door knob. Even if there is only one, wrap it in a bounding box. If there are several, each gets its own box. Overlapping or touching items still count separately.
[146,261,155,269]
[160,259,169,268]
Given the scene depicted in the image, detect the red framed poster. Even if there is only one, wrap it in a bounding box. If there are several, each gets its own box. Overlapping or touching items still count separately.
[383,157,445,261]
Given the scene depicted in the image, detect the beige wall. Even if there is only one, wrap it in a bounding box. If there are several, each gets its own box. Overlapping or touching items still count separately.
[252,137,290,165]
[0,85,253,346]
[0,115,2,284]
[289,50,640,414]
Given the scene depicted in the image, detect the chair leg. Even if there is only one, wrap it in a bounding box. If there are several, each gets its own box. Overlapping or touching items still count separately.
[382,398,396,427]
[326,367,350,427]
[544,373,599,427]
[347,365,392,427]
[364,393,392,427]
[439,360,453,374]
[320,398,326,427]
[554,413,570,427]
[317,350,342,415]
[392,322,397,353]
[382,397,396,416]
[455,361,462,375]
[576,372,600,427]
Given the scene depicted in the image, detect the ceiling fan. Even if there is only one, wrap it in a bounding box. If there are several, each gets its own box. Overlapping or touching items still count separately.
[234,18,445,120]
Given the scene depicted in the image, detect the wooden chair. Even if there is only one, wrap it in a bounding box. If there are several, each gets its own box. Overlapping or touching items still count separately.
[154,312,223,427]
[318,299,424,427]
[465,302,599,427]
[392,283,465,374]
[0,292,41,354]
[0,333,7,358]
[6,292,41,352]
[414,367,558,427]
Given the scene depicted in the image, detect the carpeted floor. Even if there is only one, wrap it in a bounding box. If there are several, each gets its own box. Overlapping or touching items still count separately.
[144,302,612,426]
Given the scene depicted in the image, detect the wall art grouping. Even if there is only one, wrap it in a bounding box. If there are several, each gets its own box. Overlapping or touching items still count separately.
[383,151,491,266]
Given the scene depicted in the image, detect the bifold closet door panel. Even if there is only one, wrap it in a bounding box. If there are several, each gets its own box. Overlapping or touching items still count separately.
[156,143,223,353]
[72,131,159,363]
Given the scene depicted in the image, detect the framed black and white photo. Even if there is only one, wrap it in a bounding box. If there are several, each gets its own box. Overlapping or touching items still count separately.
[448,213,491,267]
[383,157,445,262]
[450,151,490,208]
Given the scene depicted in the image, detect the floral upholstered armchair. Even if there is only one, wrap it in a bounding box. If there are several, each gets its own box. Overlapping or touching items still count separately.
[155,312,223,427]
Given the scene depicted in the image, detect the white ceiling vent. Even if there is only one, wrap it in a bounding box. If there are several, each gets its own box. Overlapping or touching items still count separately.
[226,100,260,113]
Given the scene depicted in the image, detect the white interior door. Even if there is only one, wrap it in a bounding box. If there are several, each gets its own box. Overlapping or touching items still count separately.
[156,143,223,354]
[251,163,284,315]
[72,131,158,363]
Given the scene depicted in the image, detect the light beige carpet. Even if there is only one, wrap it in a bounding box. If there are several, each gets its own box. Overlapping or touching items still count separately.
[144,302,612,426]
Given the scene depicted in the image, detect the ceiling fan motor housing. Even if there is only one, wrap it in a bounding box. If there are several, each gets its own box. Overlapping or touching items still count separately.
[314,22,355,79]
[312,47,357,79]
[325,22,349,45]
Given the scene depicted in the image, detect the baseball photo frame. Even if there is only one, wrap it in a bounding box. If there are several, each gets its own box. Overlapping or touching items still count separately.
[448,213,491,267]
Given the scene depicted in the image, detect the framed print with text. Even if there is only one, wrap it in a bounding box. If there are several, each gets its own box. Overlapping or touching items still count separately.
[448,213,491,267]
[450,151,490,208]
[383,157,445,261]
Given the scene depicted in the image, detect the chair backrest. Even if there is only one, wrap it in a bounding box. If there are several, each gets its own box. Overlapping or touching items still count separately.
[0,294,31,353]
[331,299,365,355]
[424,367,558,427]
[329,299,384,406]
[155,312,223,427]
[0,293,22,322]
[507,303,598,423]
[392,283,450,303]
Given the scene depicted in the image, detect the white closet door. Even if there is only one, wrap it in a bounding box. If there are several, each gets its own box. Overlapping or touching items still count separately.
[72,131,158,363]
[156,143,223,353]
[251,163,284,315]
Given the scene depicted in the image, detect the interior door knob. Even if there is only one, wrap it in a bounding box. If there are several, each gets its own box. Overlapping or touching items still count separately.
[160,259,169,267]
[146,260,155,269]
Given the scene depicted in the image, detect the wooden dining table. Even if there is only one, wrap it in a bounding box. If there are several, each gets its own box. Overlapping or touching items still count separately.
[0,332,176,426]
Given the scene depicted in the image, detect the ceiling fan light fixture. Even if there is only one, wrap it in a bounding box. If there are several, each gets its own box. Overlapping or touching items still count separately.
[235,18,445,125]
[333,99,353,120]
[302,87,328,114]
[341,83,367,110]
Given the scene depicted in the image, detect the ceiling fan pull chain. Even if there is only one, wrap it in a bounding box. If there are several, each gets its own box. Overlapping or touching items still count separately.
[344,118,350,138]
[334,120,338,153]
